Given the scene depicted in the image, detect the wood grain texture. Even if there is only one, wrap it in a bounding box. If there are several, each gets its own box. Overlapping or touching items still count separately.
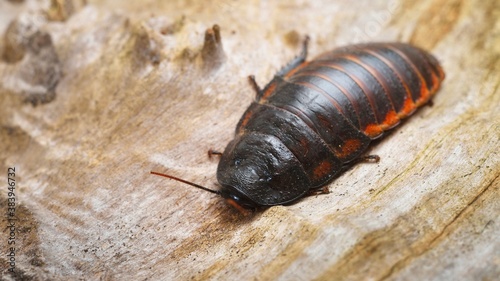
[0,0,498,280]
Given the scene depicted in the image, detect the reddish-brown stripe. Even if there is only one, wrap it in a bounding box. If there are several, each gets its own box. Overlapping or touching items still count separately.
[291,71,362,128]
[385,45,430,106]
[314,60,386,137]
[362,48,416,117]
[278,102,317,132]
[312,61,380,127]
[239,110,253,129]
[284,61,309,78]
[260,82,277,101]
[342,54,399,128]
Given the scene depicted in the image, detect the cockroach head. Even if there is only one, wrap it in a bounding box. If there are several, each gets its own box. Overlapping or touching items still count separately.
[216,132,310,207]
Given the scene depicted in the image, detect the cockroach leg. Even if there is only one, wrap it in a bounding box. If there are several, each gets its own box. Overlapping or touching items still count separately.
[248,75,262,97]
[359,155,380,163]
[208,149,223,159]
[308,186,330,196]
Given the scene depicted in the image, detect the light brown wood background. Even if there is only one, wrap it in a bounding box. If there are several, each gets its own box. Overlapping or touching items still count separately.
[0,0,498,280]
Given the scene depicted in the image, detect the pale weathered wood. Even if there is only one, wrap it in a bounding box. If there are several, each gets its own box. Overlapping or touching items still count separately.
[0,0,498,280]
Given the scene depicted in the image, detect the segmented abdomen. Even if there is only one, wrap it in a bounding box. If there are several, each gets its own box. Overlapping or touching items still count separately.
[237,43,445,187]
[287,43,445,137]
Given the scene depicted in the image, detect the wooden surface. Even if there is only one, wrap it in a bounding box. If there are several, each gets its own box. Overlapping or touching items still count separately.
[0,0,498,280]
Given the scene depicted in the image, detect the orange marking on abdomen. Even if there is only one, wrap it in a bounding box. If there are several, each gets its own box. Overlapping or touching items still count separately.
[313,160,332,180]
[379,110,400,130]
[364,124,383,138]
[398,97,416,118]
[335,139,362,159]
[416,83,430,105]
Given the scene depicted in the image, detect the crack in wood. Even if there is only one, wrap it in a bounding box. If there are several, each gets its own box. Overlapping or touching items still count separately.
[377,172,499,280]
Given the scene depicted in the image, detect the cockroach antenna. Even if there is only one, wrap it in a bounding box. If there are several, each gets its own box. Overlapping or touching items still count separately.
[150,171,221,195]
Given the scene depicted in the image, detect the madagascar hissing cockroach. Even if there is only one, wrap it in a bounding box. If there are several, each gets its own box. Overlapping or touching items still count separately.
[152,37,445,212]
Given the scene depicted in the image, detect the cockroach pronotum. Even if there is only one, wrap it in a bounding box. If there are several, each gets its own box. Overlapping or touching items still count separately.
[152,36,445,212]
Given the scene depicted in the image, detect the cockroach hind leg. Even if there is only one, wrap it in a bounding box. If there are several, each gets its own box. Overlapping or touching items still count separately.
[248,75,262,99]
[275,35,310,77]
[256,36,309,101]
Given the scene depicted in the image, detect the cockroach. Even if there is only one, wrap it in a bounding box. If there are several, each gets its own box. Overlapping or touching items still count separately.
[152,37,445,212]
